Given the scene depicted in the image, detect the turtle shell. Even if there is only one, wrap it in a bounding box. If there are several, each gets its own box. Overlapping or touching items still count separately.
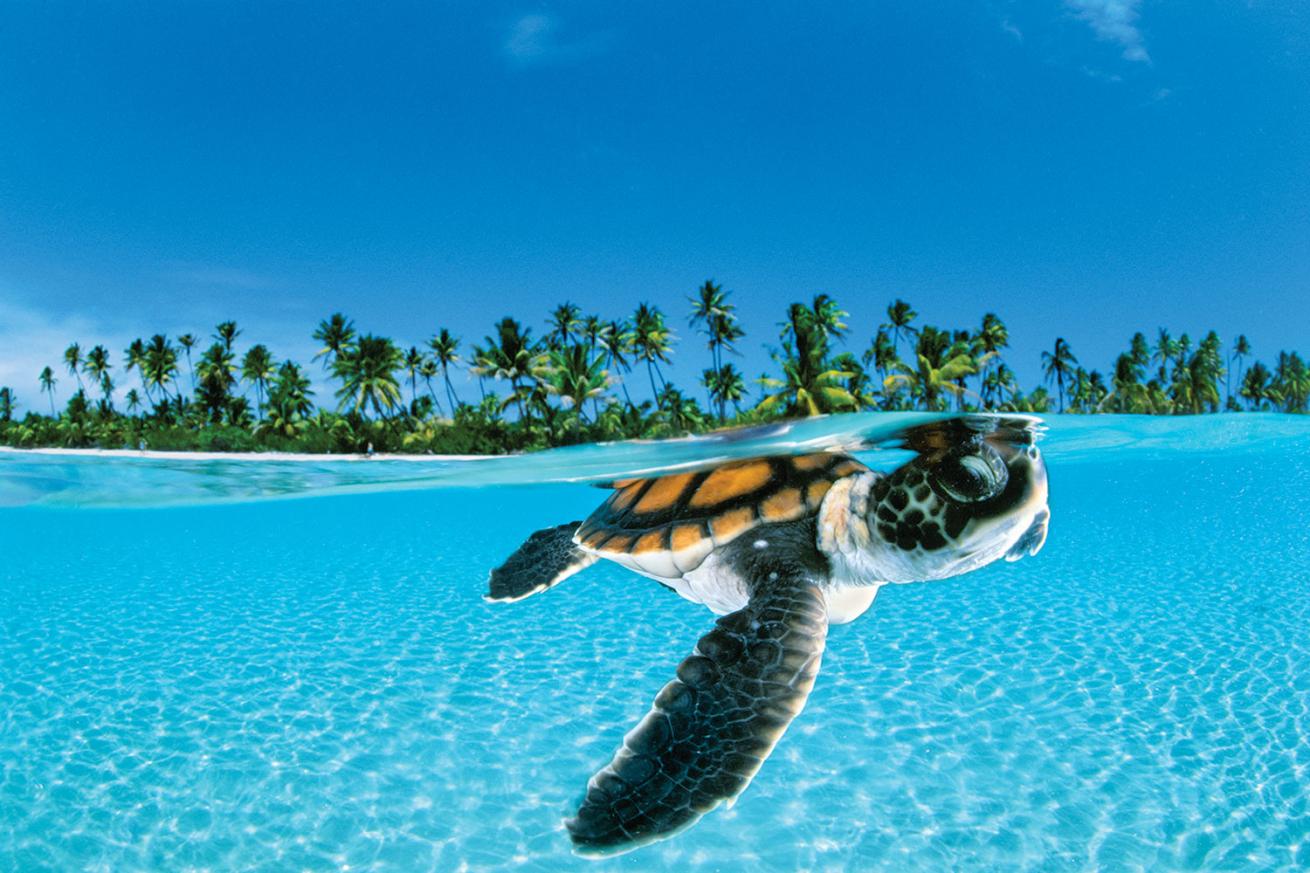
[574,453,869,578]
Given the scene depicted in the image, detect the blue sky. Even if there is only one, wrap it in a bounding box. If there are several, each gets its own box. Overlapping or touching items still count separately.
[1,1,1307,407]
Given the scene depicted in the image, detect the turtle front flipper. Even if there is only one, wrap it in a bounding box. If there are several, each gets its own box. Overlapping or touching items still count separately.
[486,522,597,603]
[566,572,828,856]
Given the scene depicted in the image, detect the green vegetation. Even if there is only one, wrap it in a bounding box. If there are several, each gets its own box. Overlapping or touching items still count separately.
[1,286,1307,454]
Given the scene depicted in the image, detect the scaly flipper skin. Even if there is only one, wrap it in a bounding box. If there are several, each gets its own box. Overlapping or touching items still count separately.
[566,571,829,856]
[485,521,597,603]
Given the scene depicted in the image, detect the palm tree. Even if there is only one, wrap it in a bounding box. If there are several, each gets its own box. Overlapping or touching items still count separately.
[240,344,277,419]
[215,321,241,353]
[632,303,674,401]
[690,280,741,406]
[599,319,637,409]
[548,303,581,350]
[1153,329,1176,384]
[1273,351,1310,413]
[938,330,974,411]
[809,294,849,342]
[143,335,180,405]
[476,318,541,423]
[864,328,900,406]
[313,313,357,370]
[703,363,746,419]
[885,327,978,411]
[975,313,1009,405]
[1175,333,1192,376]
[1101,352,1146,413]
[758,303,854,416]
[333,334,404,419]
[689,280,727,357]
[881,299,918,360]
[83,345,112,405]
[427,328,462,411]
[1187,331,1225,414]
[125,389,142,415]
[1228,334,1250,409]
[689,280,743,374]
[262,361,316,436]
[655,384,704,434]
[195,341,236,422]
[124,339,146,397]
[469,342,492,401]
[63,343,85,393]
[418,357,444,416]
[1041,337,1078,413]
[39,367,57,415]
[544,344,608,427]
[1129,332,1151,371]
[402,346,426,412]
[581,315,605,354]
[0,387,13,422]
[178,334,199,390]
[834,353,877,410]
[95,372,115,413]
[1240,362,1280,411]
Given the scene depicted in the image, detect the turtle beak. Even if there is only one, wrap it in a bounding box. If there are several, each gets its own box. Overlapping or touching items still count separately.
[1004,509,1049,562]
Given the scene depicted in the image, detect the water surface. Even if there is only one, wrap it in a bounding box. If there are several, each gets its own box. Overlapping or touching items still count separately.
[2,414,1309,870]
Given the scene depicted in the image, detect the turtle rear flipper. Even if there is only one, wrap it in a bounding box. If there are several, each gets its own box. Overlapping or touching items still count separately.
[566,571,829,856]
[486,522,597,603]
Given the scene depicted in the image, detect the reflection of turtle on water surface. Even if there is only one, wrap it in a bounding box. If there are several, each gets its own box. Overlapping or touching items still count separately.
[486,424,1051,856]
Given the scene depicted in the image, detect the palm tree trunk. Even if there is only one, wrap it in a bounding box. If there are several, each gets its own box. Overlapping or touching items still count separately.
[511,378,528,423]
[1225,356,1232,408]
[425,377,446,416]
[442,367,459,411]
[609,354,635,410]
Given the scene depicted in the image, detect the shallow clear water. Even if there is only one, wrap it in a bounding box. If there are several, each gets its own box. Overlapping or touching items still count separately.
[2,414,1309,871]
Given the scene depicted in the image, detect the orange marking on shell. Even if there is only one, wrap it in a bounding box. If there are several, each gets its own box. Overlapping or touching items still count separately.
[610,478,639,489]
[806,479,833,509]
[760,487,804,522]
[609,482,646,511]
[670,523,707,553]
[598,531,633,552]
[633,529,667,554]
[791,454,832,472]
[709,506,756,543]
[690,461,772,509]
[583,530,610,549]
[634,473,695,513]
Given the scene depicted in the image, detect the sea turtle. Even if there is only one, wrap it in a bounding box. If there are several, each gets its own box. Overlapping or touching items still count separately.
[485,425,1050,855]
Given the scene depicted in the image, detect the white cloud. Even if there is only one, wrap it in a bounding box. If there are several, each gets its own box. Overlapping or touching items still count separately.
[0,287,325,414]
[1066,0,1150,62]
[0,297,135,411]
[502,13,609,67]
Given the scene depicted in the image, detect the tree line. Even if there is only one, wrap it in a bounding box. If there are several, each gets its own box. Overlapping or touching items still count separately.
[1,282,1306,454]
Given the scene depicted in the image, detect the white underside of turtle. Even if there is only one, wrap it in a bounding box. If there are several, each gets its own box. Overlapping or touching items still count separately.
[610,550,883,623]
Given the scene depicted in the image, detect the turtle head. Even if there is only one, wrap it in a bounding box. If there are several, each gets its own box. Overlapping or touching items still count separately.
[861,431,1049,583]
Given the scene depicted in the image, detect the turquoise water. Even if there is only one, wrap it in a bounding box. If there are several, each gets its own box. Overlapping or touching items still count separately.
[2,414,1309,871]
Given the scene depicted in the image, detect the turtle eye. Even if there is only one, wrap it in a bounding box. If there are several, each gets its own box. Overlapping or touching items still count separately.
[931,446,1007,503]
